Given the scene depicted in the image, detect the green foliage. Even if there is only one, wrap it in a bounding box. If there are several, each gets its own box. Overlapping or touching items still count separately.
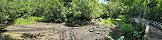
[118,15,125,20]
[0,0,105,24]
[14,18,33,25]
[103,0,162,20]
[99,18,115,27]
[118,20,144,40]
[64,0,104,24]
[133,31,143,38]
[146,0,162,22]
[0,0,160,39]
[0,0,38,22]
[73,0,103,18]
[14,16,43,25]
[102,1,124,19]
[43,0,65,22]
[120,22,134,33]
[107,36,124,40]
[0,13,8,22]
[0,0,161,23]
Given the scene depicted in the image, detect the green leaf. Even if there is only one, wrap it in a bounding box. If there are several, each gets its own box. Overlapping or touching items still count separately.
[107,36,114,40]
[117,36,124,40]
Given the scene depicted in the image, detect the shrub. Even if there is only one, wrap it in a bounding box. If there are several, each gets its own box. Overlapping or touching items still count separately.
[0,0,104,25]
[72,0,103,19]
[0,12,8,22]
[120,22,134,34]
[0,0,38,22]
[42,0,66,22]
[64,0,104,25]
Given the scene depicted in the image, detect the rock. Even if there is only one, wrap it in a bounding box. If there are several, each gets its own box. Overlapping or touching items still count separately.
[97,32,100,34]
[89,29,94,32]
[144,25,162,40]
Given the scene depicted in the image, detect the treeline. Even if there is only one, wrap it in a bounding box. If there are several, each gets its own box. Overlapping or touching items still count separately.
[0,0,104,24]
[0,0,162,24]
[102,0,162,22]
[104,0,162,39]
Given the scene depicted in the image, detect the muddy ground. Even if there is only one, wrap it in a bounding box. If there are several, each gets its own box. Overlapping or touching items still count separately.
[0,19,111,40]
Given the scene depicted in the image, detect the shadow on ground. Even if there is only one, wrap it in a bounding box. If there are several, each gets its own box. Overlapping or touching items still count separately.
[0,22,15,40]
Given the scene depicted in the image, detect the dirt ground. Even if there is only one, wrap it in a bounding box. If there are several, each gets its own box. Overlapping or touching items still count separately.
[1,19,111,40]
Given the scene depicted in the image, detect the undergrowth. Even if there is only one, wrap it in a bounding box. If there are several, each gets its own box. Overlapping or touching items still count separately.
[14,16,43,25]
[101,15,144,40]
[99,18,115,27]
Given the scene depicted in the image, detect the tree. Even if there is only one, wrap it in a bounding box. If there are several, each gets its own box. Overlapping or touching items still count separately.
[71,0,104,19]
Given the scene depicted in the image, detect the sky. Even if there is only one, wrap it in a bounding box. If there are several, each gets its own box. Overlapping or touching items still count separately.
[99,0,108,4]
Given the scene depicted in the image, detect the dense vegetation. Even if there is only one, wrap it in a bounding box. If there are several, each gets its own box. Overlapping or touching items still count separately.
[0,0,162,40]
[0,0,162,23]
[0,0,103,25]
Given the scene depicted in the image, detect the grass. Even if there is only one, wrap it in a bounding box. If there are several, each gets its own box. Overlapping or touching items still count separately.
[99,18,116,27]
[14,16,43,25]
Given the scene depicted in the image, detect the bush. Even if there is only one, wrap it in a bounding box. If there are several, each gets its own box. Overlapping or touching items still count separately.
[0,12,8,22]
[0,0,64,23]
[72,0,103,19]
[63,0,104,25]
[101,1,124,19]
[42,0,66,22]
[0,0,104,25]
[0,0,38,22]
[120,22,134,34]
